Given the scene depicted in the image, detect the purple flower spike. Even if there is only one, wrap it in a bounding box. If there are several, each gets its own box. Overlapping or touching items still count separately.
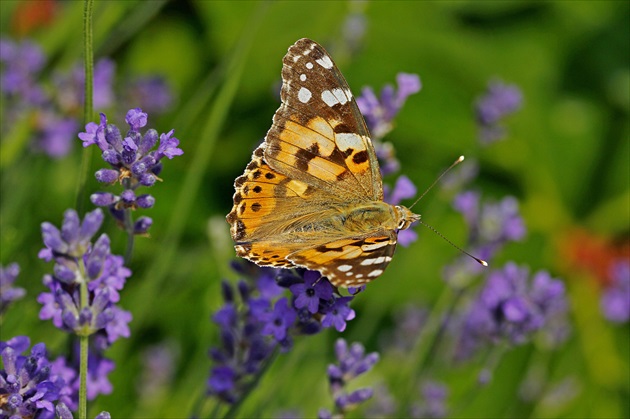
[601,260,630,323]
[78,109,183,234]
[475,79,523,144]
[457,262,569,359]
[1,262,25,314]
[357,72,421,139]
[322,339,379,416]
[411,381,449,419]
[0,337,67,418]
[38,209,132,346]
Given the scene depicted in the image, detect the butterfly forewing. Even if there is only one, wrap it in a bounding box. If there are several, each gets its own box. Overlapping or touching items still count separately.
[264,38,383,201]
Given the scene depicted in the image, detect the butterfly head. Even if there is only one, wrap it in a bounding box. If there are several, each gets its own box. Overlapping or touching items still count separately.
[394,205,420,231]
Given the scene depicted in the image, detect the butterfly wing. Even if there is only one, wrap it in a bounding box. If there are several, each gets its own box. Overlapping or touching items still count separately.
[263,38,383,201]
[287,231,398,287]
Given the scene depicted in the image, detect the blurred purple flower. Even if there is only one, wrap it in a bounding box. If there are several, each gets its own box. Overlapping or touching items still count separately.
[124,76,173,114]
[475,79,522,144]
[383,175,419,247]
[456,262,569,359]
[444,192,526,286]
[0,38,45,103]
[1,262,25,315]
[411,381,449,418]
[601,260,629,323]
[357,73,421,139]
[322,339,378,415]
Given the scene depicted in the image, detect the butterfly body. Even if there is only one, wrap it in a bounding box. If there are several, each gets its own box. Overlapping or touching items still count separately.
[227,38,419,287]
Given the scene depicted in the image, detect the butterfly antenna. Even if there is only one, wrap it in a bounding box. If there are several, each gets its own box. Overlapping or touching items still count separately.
[418,219,488,266]
[408,156,465,211]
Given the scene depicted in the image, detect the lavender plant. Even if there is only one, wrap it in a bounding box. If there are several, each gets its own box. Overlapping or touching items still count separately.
[79,108,183,244]
[318,339,379,419]
[474,79,522,144]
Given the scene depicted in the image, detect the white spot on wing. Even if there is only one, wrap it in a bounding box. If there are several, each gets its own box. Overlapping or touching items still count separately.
[298,87,312,103]
[332,88,349,105]
[306,62,313,69]
[300,74,306,81]
[361,258,376,266]
[335,133,365,152]
[321,90,338,107]
[316,55,334,69]
[338,264,352,272]
[361,241,389,251]
[368,269,383,277]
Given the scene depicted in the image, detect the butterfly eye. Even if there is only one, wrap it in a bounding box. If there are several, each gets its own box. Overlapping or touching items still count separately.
[397,219,406,230]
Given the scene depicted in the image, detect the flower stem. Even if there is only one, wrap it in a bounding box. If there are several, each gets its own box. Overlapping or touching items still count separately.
[78,259,90,419]
[77,0,94,215]
[123,208,135,264]
[78,1,94,417]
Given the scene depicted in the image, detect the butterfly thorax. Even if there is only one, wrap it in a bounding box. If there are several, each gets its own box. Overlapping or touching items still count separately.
[332,201,419,234]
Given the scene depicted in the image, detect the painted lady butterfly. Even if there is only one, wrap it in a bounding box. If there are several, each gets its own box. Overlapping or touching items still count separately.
[226,38,420,288]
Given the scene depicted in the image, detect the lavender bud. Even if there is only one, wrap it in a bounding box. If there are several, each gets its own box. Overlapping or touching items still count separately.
[91,192,117,207]
[136,194,155,209]
[95,169,119,184]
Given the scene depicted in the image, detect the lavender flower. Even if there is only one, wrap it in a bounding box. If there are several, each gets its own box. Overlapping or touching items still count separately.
[456,263,569,359]
[290,270,334,314]
[475,79,523,144]
[444,192,526,287]
[79,109,183,234]
[208,264,359,405]
[1,37,172,159]
[37,208,132,342]
[601,260,629,323]
[0,38,45,104]
[320,339,379,417]
[357,73,421,140]
[0,262,25,315]
[410,381,449,418]
[0,336,66,418]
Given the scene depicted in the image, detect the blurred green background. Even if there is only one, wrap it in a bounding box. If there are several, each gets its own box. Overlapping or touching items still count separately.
[1,1,628,418]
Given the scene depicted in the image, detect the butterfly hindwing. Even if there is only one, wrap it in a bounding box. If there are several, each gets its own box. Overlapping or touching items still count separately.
[287,231,397,288]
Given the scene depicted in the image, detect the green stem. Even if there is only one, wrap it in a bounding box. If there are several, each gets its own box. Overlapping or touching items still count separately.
[402,285,458,404]
[78,1,94,418]
[123,208,135,264]
[77,0,94,215]
[78,259,90,419]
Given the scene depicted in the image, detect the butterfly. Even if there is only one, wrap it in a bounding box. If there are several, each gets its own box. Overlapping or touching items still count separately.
[226,38,419,288]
